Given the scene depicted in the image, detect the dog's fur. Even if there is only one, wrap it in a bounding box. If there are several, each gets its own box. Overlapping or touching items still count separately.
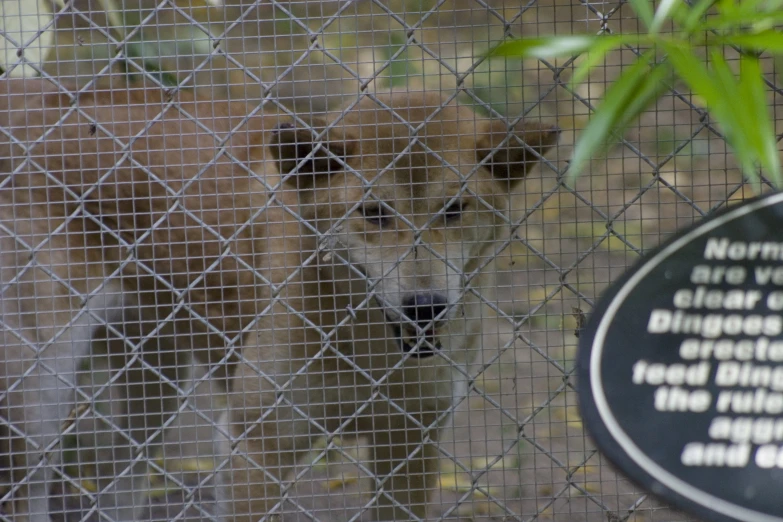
[0,78,558,521]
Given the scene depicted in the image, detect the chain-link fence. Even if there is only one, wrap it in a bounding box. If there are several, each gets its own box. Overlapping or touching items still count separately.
[0,1,779,521]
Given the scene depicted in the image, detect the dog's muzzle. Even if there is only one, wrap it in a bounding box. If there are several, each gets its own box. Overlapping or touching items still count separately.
[386,293,449,358]
[389,322,440,358]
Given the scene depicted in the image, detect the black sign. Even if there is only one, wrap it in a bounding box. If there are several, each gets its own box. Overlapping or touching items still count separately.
[578,192,783,522]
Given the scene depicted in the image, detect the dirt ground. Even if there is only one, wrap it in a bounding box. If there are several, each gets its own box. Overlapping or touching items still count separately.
[25,0,783,520]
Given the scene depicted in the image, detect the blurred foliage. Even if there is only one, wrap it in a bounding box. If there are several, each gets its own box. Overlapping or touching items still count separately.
[493,0,783,188]
[0,0,54,77]
[2,0,527,115]
[0,0,220,88]
[94,0,218,88]
[383,31,418,88]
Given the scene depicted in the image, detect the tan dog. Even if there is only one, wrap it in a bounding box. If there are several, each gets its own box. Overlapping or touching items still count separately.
[0,78,558,521]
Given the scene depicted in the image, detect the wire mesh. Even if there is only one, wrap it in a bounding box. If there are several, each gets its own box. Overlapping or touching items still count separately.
[0,1,778,521]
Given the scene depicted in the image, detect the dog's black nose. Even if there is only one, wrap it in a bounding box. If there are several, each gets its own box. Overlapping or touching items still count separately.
[402,294,448,327]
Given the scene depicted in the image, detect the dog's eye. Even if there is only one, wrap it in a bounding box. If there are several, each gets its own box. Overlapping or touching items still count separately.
[362,205,392,227]
[443,200,466,222]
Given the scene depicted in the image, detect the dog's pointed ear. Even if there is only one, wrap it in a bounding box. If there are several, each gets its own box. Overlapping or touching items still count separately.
[476,120,560,183]
[269,118,354,187]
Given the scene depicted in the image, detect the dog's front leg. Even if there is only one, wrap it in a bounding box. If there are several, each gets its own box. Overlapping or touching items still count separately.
[3,311,108,522]
[6,374,74,522]
[94,359,184,521]
[218,394,319,522]
[362,408,440,521]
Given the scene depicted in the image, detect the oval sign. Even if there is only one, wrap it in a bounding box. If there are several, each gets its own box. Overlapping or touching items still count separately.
[578,192,783,522]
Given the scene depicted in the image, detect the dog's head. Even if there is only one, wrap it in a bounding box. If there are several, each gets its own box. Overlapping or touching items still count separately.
[269,93,559,357]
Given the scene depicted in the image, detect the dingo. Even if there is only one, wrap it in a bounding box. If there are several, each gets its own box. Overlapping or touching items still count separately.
[0,79,558,521]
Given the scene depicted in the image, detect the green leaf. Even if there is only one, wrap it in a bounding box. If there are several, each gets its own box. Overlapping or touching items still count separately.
[700,11,783,31]
[649,0,683,34]
[568,36,627,88]
[682,0,717,32]
[721,30,783,54]
[717,0,738,17]
[709,51,759,180]
[734,0,781,20]
[662,43,723,109]
[567,50,663,180]
[737,54,781,185]
[776,55,783,86]
[664,47,744,162]
[669,47,779,187]
[498,0,783,188]
[571,63,672,183]
[628,0,655,29]
[613,63,674,131]
[490,36,600,59]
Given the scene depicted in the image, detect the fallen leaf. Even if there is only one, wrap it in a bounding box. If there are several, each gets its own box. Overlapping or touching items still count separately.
[322,474,359,491]
[438,472,473,492]
[171,458,216,472]
[470,454,519,471]
[583,482,602,494]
